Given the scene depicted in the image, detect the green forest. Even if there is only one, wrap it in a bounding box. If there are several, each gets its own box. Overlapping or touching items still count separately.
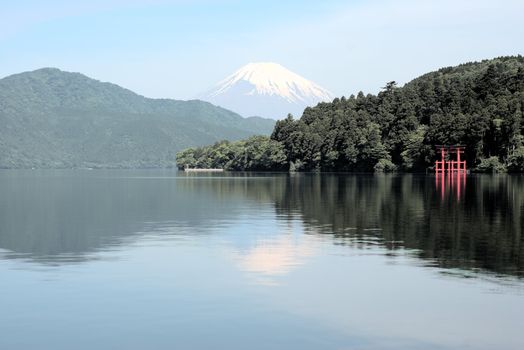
[177,56,524,172]
[0,68,274,168]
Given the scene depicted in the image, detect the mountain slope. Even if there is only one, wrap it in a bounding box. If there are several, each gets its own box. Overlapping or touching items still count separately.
[198,62,333,119]
[0,68,275,168]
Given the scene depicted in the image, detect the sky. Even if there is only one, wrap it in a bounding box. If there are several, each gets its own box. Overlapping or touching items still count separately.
[1,0,523,100]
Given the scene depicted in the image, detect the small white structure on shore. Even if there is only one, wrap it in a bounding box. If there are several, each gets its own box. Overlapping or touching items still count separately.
[184,168,224,172]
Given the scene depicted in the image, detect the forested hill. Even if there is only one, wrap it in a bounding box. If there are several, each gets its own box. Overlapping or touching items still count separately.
[270,55,524,172]
[0,68,275,168]
[177,56,524,172]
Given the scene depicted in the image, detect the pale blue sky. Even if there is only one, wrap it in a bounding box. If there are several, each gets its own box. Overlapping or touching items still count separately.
[1,0,523,99]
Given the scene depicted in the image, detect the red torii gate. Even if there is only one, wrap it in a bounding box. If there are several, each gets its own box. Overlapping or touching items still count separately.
[435,145,467,173]
[435,145,467,202]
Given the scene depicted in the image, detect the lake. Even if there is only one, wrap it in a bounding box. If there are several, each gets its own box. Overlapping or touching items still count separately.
[0,170,523,349]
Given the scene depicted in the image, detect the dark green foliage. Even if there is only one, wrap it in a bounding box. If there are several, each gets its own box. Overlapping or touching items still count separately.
[176,136,287,171]
[476,157,507,173]
[0,68,275,168]
[507,146,524,172]
[268,56,524,172]
[374,158,397,173]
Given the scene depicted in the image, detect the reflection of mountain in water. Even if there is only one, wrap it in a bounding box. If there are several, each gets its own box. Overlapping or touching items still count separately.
[0,171,522,278]
[178,174,524,278]
[0,170,256,263]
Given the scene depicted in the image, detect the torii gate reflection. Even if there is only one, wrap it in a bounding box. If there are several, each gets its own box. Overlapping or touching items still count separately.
[436,171,466,201]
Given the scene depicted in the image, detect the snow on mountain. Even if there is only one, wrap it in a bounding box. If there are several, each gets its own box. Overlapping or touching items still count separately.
[198,62,334,119]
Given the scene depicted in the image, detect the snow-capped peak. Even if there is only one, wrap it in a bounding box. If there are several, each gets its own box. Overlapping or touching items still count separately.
[208,62,333,104]
[198,62,334,119]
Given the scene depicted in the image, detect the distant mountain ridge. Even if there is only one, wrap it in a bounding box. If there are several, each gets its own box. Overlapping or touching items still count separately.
[0,68,275,168]
[198,62,333,119]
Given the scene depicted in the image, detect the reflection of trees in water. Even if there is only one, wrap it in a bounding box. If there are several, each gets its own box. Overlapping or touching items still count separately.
[207,174,523,278]
[285,175,523,277]
[1,171,522,277]
[0,171,260,262]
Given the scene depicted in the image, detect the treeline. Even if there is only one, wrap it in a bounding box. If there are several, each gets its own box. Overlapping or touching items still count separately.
[177,56,524,172]
[176,136,287,171]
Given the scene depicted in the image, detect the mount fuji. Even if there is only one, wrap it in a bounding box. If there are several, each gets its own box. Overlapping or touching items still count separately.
[198,62,334,119]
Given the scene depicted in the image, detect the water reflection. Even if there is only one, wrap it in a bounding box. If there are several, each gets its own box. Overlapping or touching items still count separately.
[1,170,524,350]
[0,170,522,279]
[435,172,467,201]
[177,173,524,278]
[232,226,318,285]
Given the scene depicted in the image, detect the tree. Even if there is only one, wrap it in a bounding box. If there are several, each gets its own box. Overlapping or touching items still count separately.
[179,56,524,173]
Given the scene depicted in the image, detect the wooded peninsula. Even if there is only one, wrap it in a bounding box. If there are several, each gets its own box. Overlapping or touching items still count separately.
[177,56,524,172]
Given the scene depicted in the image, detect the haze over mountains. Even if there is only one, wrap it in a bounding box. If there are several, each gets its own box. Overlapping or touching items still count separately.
[198,62,333,119]
[0,68,275,168]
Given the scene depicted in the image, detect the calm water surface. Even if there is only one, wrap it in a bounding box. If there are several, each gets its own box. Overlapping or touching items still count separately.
[0,170,523,349]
